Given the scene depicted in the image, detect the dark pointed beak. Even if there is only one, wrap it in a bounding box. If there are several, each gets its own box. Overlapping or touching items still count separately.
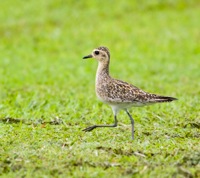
[83,54,93,59]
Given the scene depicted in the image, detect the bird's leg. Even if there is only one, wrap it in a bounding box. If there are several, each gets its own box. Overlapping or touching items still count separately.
[125,110,135,140]
[82,115,118,132]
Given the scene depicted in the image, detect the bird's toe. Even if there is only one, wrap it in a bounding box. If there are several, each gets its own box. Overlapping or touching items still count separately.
[82,126,96,132]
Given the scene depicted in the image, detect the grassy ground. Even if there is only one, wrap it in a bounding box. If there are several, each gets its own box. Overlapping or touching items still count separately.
[0,0,200,177]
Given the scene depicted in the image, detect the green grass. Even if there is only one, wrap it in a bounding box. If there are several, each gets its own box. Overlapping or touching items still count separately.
[0,0,200,177]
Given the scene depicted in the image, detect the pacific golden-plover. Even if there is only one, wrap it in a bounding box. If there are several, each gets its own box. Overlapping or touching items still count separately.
[82,46,177,140]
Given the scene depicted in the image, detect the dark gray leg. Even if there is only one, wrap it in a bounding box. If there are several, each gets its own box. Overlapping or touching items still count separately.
[125,110,134,140]
[83,115,118,132]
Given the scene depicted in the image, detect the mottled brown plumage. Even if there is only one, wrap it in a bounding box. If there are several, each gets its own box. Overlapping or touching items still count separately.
[82,46,177,140]
[96,76,176,105]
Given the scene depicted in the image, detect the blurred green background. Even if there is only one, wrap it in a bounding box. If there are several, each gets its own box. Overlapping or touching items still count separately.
[0,0,200,177]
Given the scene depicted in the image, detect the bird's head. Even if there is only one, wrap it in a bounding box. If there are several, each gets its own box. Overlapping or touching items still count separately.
[83,46,110,63]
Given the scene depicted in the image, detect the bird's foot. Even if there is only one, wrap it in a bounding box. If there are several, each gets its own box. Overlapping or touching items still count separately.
[82,125,97,132]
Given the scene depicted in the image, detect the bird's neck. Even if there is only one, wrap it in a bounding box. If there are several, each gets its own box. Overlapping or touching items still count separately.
[96,61,110,84]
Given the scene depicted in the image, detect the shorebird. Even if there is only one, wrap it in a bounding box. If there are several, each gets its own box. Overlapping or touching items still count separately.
[82,46,177,140]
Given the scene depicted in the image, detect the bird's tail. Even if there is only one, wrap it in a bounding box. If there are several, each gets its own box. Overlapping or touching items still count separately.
[149,94,178,103]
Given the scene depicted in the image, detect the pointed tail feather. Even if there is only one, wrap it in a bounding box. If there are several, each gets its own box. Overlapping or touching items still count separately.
[148,94,178,103]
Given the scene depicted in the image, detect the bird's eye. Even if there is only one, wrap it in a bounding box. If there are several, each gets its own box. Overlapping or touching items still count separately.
[94,51,99,55]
